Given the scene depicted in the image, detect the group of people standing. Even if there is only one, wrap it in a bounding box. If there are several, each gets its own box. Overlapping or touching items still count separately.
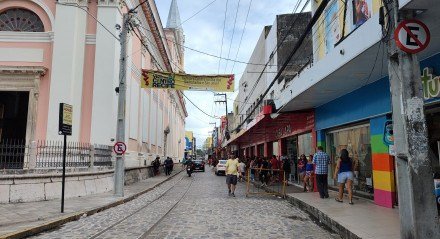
[298,146,355,204]
[248,155,291,186]
[221,155,291,190]
[222,145,357,204]
[151,156,175,176]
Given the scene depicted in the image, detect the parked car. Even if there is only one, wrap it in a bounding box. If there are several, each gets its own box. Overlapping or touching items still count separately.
[193,160,205,172]
[215,160,227,176]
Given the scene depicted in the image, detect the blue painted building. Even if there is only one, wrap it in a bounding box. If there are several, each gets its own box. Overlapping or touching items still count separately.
[312,52,440,208]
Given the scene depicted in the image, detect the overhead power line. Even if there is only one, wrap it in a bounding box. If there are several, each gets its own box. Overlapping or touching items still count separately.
[131,0,149,13]
[218,0,230,73]
[56,2,120,41]
[136,24,277,67]
[234,0,331,132]
[237,0,310,116]
[231,0,253,73]
[182,93,221,119]
[224,0,241,72]
[179,0,218,27]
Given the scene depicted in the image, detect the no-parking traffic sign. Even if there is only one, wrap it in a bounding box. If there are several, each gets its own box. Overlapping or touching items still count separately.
[394,19,430,54]
[113,142,127,155]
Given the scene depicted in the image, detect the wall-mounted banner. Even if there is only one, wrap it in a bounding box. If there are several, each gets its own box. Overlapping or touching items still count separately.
[141,70,235,92]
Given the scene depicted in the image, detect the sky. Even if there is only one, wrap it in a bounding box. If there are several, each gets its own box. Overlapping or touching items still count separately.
[155,0,301,148]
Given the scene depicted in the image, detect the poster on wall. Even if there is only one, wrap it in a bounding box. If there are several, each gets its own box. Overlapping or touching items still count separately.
[325,0,341,54]
[185,131,193,152]
[352,0,372,28]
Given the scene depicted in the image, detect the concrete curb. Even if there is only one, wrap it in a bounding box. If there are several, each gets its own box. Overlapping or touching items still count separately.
[284,195,361,239]
[255,183,361,239]
[0,170,183,239]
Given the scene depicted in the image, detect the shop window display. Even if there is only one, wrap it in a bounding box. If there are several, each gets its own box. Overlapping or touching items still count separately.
[298,133,313,157]
[327,125,373,194]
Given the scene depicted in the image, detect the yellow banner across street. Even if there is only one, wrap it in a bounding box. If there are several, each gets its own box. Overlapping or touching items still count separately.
[141,70,235,92]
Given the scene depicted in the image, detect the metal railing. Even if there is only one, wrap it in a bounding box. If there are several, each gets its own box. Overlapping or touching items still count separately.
[0,139,28,169]
[0,140,113,170]
[36,141,91,168]
[93,144,113,167]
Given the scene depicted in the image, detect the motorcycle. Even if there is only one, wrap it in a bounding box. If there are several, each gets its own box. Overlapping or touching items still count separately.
[186,164,193,177]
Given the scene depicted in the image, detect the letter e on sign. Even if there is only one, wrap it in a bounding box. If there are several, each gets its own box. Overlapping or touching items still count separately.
[394,19,430,54]
[113,142,127,155]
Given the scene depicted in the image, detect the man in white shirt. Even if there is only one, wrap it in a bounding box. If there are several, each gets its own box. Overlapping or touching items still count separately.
[238,160,246,182]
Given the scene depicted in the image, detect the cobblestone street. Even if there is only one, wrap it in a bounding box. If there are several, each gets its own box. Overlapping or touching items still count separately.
[32,169,338,239]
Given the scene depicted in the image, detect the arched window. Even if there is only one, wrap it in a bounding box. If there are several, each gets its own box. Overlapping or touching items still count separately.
[0,8,44,32]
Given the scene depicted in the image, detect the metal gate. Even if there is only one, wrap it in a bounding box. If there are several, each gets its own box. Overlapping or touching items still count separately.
[246,168,286,197]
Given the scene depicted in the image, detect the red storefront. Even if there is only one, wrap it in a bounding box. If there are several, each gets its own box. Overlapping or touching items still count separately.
[228,106,316,161]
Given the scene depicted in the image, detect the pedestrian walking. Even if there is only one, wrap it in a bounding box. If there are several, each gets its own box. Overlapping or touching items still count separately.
[249,158,256,182]
[152,156,161,176]
[304,156,314,192]
[281,155,291,185]
[298,154,307,190]
[313,146,330,198]
[259,158,270,186]
[238,160,246,182]
[225,155,239,197]
[165,157,173,176]
[334,149,355,204]
[270,155,279,183]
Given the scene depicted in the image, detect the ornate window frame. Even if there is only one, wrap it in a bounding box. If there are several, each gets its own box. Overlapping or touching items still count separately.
[0,8,45,32]
[0,66,46,143]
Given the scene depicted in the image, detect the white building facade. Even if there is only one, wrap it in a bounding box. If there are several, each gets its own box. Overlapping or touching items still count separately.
[0,0,187,169]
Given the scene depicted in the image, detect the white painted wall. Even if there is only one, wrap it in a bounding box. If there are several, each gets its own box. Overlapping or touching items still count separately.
[129,79,140,139]
[236,28,270,126]
[142,91,150,143]
[47,4,87,141]
[90,5,121,145]
[150,92,158,146]
[0,48,43,62]
[265,18,280,98]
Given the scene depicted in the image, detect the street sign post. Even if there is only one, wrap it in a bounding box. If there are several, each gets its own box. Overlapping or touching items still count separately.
[58,103,72,213]
[113,142,127,155]
[394,19,430,54]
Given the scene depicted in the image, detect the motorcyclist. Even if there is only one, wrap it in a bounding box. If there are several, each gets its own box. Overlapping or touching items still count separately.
[186,158,194,176]
[186,158,194,169]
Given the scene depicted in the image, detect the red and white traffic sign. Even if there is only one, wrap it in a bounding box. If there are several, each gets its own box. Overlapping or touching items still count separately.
[394,19,430,54]
[113,142,127,155]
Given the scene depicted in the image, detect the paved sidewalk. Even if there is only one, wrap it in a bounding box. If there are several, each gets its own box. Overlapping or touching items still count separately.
[285,184,400,239]
[0,170,182,239]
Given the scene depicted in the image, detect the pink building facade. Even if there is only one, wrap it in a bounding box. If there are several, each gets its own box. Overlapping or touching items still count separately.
[0,0,187,167]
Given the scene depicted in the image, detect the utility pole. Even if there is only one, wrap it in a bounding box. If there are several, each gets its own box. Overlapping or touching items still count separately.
[214,93,229,139]
[114,13,130,197]
[386,1,439,238]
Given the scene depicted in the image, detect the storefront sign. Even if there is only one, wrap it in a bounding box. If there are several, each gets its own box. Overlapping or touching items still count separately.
[383,120,394,146]
[421,67,440,99]
[141,70,235,92]
[185,131,193,152]
[58,103,72,135]
[276,124,292,138]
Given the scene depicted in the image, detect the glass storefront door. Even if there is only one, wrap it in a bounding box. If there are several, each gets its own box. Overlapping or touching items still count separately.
[298,132,313,157]
[285,136,297,182]
[327,124,373,194]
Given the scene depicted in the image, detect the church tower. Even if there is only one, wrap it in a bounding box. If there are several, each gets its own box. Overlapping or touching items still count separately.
[165,0,185,71]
